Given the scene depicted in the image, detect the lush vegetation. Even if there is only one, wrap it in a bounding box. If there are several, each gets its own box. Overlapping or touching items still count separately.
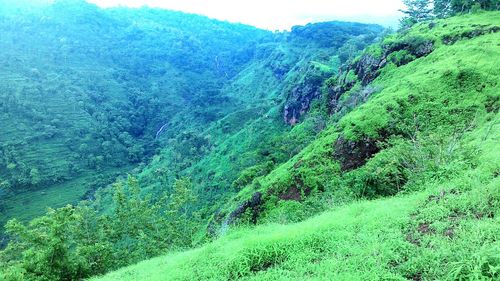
[400,0,499,27]
[0,176,200,280]
[0,0,383,278]
[94,11,499,280]
[0,0,273,235]
[0,0,498,280]
[0,0,380,233]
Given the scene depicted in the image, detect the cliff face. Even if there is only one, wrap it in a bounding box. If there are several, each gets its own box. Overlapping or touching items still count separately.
[283,64,330,125]
[281,22,384,125]
[326,35,434,117]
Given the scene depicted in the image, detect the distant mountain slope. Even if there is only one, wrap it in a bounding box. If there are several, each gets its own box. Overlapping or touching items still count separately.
[0,0,274,239]
[94,11,500,280]
[0,0,268,192]
[0,0,382,256]
[125,21,382,218]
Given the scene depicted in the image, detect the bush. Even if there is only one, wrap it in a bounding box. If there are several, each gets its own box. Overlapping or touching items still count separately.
[0,176,199,280]
[387,50,417,66]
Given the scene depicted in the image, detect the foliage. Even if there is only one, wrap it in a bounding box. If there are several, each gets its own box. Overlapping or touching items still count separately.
[1,2,499,281]
[93,165,500,280]
[208,10,499,241]
[0,0,268,214]
[400,0,433,25]
[0,176,198,280]
[0,0,382,232]
[400,0,500,27]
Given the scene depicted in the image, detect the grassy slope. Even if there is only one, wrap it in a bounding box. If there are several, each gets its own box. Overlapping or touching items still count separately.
[222,11,500,222]
[95,158,499,280]
[95,12,500,280]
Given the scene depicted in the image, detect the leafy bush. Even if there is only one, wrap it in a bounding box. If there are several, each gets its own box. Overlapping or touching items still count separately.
[387,50,417,66]
[0,176,199,280]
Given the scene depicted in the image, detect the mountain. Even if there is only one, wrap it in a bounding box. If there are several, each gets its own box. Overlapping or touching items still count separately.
[0,0,498,280]
[0,0,269,238]
[93,11,500,280]
[0,0,382,265]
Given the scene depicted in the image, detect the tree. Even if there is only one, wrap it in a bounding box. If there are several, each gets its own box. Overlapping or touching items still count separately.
[434,0,454,17]
[434,0,499,17]
[0,176,200,280]
[29,168,41,186]
[167,177,198,245]
[400,0,433,27]
[0,206,85,281]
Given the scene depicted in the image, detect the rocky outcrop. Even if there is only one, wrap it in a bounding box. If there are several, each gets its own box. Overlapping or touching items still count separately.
[207,192,263,236]
[354,54,388,86]
[442,25,499,45]
[280,23,385,125]
[354,37,434,86]
[226,192,263,225]
[277,182,311,201]
[384,38,434,59]
[283,83,322,125]
[283,64,330,125]
[326,36,434,115]
[333,135,382,171]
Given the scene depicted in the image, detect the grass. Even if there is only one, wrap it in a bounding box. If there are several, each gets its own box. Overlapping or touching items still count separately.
[0,167,127,243]
[93,191,423,280]
[94,11,500,281]
[93,168,499,280]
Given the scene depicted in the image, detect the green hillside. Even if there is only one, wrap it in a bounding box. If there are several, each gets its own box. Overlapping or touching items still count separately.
[0,0,267,230]
[0,0,382,236]
[93,11,500,280]
[0,0,499,280]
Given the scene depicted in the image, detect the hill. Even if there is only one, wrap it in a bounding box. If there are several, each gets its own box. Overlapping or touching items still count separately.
[0,0,385,277]
[0,1,498,280]
[0,0,382,240]
[93,11,500,280]
[0,0,266,227]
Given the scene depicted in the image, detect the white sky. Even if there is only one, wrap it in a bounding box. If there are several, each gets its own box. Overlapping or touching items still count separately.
[87,0,405,30]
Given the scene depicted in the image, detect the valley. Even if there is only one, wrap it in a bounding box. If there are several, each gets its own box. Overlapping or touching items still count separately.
[0,1,498,280]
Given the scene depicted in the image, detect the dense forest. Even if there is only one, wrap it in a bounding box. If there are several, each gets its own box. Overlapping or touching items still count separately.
[0,0,499,280]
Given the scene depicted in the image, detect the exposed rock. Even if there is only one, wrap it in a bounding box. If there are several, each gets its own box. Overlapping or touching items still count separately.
[277,178,311,201]
[283,62,331,125]
[385,38,434,59]
[326,37,435,115]
[326,77,356,113]
[226,192,263,225]
[354,54,386,86]
[283,83,322,125]
[278,186,302,201]
[414,41,434,57]
[442,25,499,45]
[206,192,263,237]
[333,135,381,171]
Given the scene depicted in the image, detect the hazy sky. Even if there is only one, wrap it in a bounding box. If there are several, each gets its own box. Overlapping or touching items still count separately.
[87,0,406,30]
